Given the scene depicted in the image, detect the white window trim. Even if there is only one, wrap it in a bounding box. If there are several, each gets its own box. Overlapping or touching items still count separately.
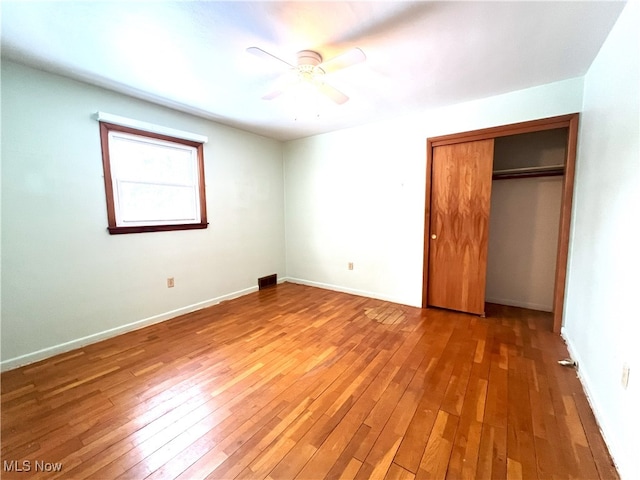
[95,111,208,144]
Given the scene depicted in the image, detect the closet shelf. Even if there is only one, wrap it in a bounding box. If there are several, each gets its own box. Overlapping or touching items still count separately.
[492,164,564,180]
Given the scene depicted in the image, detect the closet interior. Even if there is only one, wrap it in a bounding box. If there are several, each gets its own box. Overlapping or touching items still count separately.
[486,129,568,312]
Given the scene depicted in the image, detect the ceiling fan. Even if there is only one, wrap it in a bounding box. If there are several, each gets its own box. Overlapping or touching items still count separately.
[246,46,366,105]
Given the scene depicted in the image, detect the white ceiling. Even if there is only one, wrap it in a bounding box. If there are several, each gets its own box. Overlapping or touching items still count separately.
[1,1,626,141]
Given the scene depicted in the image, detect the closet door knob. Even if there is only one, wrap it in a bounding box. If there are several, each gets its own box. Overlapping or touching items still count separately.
[431,234,437,239]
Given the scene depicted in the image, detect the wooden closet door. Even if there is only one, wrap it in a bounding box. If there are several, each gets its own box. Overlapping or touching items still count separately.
[428,139,494,315]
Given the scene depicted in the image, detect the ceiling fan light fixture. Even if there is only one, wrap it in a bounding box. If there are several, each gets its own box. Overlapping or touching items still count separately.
[296,64,324,82]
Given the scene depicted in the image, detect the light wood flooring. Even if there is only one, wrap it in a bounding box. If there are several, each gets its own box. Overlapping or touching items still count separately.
[1,282,617,479]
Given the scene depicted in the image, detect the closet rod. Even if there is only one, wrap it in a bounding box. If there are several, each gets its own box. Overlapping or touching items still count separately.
[492,164,564,180]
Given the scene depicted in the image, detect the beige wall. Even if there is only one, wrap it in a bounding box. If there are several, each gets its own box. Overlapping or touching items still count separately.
[1,60,286,370]
[486,176,563,311]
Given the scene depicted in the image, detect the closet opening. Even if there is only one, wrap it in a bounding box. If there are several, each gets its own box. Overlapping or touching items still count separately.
[486,129,568,314]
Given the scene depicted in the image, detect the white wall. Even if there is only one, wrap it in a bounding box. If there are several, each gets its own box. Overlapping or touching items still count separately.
[284,78,584,307]
[563,2,640,479]
[1,60,286,369]
[486,176,563,311]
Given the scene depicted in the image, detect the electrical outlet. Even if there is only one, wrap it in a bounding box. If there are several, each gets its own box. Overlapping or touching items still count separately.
[167,277,175,288]
[621,363,630,389]
[348,262,354,270]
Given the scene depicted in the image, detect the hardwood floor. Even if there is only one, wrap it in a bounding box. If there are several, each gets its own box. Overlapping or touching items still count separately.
[1,283,617,479]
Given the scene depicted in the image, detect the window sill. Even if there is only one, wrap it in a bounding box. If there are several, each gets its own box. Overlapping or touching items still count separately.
[107,223,209,235]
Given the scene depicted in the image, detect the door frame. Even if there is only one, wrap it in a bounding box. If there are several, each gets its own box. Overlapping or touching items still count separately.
[422,113,580,333]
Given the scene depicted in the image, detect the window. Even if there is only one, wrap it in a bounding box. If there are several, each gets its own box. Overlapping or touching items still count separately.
[99,118,207,234]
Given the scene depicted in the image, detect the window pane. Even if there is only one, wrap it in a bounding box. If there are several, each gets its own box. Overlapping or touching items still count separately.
[110,133,196,186]
[117,181,199,224]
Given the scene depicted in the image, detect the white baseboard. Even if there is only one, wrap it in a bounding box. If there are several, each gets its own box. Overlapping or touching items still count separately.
[562,329,622,478]
[485,296,552,312]
[0,285,258,372]
[282,276,420,307]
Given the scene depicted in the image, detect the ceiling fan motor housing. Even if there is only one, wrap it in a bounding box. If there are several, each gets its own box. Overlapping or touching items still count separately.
[296,50,325,80]
[297,50,322,66]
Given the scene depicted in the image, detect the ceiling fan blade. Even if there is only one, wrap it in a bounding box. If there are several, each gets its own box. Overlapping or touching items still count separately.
[315,81,349,105]
[319,47,366,74]
[262,89,285,101]
[262,72,301,100]
[246,46,294,69]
